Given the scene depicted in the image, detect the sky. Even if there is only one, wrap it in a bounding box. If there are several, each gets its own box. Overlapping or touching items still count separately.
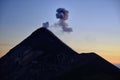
[0,0,120,65]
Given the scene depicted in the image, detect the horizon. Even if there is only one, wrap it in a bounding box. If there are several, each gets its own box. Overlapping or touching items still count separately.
[0,0,120,67]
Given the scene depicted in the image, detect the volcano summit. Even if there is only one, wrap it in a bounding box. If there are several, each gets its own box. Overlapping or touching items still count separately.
[0,27,120,80]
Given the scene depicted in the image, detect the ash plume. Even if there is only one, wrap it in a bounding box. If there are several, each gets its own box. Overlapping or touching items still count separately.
[43,8,73,33]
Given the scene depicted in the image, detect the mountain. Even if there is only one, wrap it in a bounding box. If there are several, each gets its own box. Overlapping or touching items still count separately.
[0,27,120,80]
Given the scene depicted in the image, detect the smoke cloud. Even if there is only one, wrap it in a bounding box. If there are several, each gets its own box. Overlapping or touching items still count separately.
[43,8,73,33]
[42,21,73,33]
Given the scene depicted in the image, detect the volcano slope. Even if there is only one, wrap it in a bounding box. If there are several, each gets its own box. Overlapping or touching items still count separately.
[0,27,120,80]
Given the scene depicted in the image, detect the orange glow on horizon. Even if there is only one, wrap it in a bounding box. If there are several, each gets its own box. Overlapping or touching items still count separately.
[68,42,120,65]
[0,43,120,65]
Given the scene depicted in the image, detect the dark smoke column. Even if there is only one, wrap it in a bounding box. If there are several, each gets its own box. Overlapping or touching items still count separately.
[43,8,73,33]
[56,8,73,32]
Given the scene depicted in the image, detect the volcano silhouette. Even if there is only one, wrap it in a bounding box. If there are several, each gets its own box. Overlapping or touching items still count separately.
[0,27,120,80]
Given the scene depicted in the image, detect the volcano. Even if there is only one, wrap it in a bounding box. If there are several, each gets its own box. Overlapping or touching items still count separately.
[0,27,120,80]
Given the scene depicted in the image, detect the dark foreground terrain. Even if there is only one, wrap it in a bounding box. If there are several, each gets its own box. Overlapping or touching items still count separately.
[0,27,120,80]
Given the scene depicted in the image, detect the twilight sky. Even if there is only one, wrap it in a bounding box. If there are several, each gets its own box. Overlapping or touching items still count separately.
[0,0,120,64]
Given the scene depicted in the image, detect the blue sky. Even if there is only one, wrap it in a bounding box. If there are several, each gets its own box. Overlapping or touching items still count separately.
[0,0,120,64]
